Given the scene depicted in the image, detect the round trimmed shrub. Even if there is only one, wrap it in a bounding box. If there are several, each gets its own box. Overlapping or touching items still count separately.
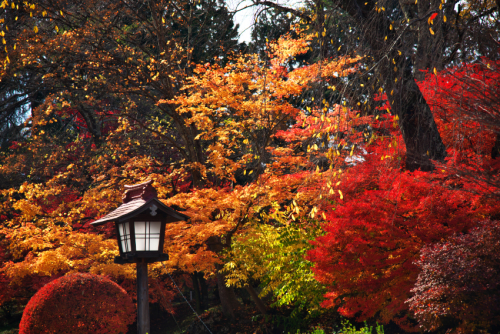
[19,273,135,334]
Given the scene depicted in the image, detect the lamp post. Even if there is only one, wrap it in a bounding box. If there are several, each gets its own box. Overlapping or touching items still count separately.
[91,180,188,334]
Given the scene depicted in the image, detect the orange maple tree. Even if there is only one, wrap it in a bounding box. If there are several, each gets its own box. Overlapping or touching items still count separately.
[0,5,362,318]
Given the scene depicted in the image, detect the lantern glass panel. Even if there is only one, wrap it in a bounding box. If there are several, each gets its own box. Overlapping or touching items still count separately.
[134,221,161,251]
[118,223,132,253]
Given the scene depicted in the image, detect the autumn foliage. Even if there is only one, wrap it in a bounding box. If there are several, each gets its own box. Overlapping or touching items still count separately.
[0,0,499,331]
[307,59,500,330]
[409,220,500,333]
[19,273,135,334]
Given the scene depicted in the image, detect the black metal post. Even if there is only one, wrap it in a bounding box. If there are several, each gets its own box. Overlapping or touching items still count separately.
[137,260,150,334]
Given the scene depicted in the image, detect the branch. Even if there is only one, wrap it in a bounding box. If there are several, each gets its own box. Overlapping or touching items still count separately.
[253,1,312,23]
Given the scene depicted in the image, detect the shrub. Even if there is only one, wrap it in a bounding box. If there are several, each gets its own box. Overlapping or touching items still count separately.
[408,220,500,333]
[19,273,135,334]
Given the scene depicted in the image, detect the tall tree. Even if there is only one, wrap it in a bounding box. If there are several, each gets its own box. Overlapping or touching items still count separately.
[253,0,498,170]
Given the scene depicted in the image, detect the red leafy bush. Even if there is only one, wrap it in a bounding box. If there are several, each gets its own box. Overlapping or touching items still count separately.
[307,155,499,330]
[408,220,500,333]
[418,59,500,193]
[307,59,500,331]
[19,273,135,334]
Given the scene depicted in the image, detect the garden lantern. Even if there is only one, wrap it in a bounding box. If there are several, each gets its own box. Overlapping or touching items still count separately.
[91,180,188,334]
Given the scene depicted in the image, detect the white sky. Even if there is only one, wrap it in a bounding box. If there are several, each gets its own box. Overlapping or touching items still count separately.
[226,0,304,43]
[226,0,258,42]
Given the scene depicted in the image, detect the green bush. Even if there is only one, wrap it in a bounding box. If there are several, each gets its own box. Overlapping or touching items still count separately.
[297,320,384,334]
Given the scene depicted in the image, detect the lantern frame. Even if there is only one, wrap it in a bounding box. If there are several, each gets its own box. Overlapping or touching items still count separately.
[114,213,170,263]
[91,180,188,264]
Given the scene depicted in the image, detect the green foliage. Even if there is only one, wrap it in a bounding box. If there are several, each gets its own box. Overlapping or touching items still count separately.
[224,203,326,325]
[293,320,384,334]
[335,320,384,334]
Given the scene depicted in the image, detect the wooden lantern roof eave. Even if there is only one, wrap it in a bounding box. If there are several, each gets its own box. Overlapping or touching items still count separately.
[90,197,189,226]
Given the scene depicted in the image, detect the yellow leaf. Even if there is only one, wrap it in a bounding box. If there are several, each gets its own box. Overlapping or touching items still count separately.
[55,26,59,32]
[34,26,38,33]
[433,67,438,75]
[338,190,343,200]
[443,15,447,22]
[429,27,434,35]
[249,170,253,174]
[322,212,326,220]
[162,17,165,23]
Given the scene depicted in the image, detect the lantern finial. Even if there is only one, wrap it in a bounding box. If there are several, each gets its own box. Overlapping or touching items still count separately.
[122,180,157,203]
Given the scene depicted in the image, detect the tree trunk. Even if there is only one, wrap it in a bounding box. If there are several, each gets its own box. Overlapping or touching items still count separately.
[383,57,447,171]
[191,272,201,313]
[198,271,209,310]
[245,284,267,316]
[215,263,241,320]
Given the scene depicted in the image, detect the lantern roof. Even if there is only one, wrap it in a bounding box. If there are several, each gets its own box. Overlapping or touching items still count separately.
[91,180,188,226]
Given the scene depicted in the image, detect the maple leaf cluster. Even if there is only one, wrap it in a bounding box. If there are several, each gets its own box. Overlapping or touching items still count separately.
[0,0,498,331]
[409,220,500,333]
[307,58,500,331]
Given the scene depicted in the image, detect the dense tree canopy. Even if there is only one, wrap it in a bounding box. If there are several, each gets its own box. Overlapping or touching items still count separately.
[0,0,499,332]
